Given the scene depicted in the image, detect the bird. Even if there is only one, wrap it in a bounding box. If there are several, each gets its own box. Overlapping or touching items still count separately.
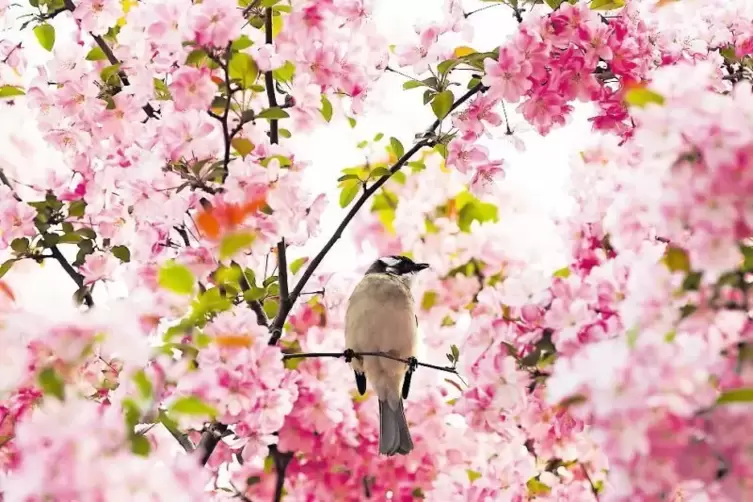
[344,255,430,456]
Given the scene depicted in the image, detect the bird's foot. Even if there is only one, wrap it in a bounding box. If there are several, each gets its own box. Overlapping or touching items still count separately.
[343,348,356,363]
[406,356,418,374]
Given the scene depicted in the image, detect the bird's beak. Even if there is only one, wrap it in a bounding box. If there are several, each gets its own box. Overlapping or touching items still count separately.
[414,263,430,272]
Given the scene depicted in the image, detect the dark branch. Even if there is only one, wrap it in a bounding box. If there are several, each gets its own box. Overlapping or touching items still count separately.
[282,350,462,375]
[196,422,229,465]
[270,444,293,502]
[264,7,279,145]
[581,463,601,501]
[61,0,159,121]
[0,169,94,307]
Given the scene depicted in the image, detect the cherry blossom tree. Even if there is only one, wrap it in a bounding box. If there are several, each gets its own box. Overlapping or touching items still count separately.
[2,0,753,500]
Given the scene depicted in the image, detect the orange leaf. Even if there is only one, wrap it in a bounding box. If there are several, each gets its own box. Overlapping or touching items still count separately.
[211,75,224,85]
[215,334,253,348]
[196,209,221,240]
[0,280,15,302]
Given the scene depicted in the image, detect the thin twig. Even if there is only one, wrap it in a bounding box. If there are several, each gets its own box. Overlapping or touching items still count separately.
[581,463,601,501]
[267,83,487,345]
[61,0,159,121]
[264,7,279,145]
[0,169,94,307]
[282,350,462,375]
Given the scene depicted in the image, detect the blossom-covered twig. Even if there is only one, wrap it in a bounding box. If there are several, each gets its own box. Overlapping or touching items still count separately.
[267,82,488,346]
[0,169,94,307]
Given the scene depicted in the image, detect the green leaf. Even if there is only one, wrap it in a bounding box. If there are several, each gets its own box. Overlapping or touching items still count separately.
[526,478,552,496]
[624,86,665,107]
[451,344,460,362]
[228,52,259,89]
[590,0,625,9]
[112,245,131,263]
[740,245,753,272]
[272,61,295,83]
[466,470,481,483]
[553,267,571,278]
[717,388,753,404]
[0,259,16,279]
[101,64,122,86]
[339,180,360,208]
[68,199,87,218]
[38,367,65,400]
[132,369,153,400]
[169,395,218,416]
[263,298,279,318]
[219,231,256,260]
[320,95,333,122]
[10,238,29,254]
[185,48,208,67]
[370,167,391,178]
[337,174,360,182]
[231,137,255,158]
[545,0,565,7]
[153,78,171,100]
[130,434,151,456]
[390,137,404,158]
[0,85,25,98]
[33,23,55,51]
[373,132,384,142]
[421,291,437,311]
[403,80,424,90]
[437,59,457,75]
[157,261,195,295]
[231,34,254,51]
[290,257,308,274]
[86,46,107,61]
[431,90,453,119]
[663,246,690,273]
[257,107,290,120]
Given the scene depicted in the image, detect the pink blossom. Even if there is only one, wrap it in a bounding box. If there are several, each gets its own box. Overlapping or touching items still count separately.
[0,193,37,248]
[186,0,245,48]
[482,47,533,103]
[169,66,216,112]
[79,251,119,285]
[73,0,123,36]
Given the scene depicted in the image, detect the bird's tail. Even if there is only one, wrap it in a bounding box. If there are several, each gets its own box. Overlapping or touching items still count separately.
[378,398,413,456]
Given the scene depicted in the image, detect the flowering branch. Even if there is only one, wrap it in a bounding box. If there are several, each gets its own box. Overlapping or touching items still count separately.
[267,82,486,346]
[60,0,159,121]
[0,169,94,307]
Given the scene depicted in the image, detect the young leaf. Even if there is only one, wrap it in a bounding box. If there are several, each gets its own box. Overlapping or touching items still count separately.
[112,245,131,263]
[219,231,256,260]
[33,23,55,51]
[157,261,195,295]
[231,137,255,158]
[590,0,625,9]
[0,259,17,279]
[0,85,25,98]
[624,86,665,107]
[320,95,333,122]
[130,434,151,456]
[257,107,290,120]
[431,90,454,119]
[169,396,218,416]
[290,257,309,274]
[370,167,391,178]
[228,52,259,89]
[390,137,405,158]
[717,388,753,404]
[132,369,153,400]
[339,180,360,208]
[38,367,65,400]
[85,46,107,61]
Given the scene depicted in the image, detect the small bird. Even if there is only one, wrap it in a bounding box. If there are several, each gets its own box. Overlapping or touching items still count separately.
[344,255,430,456]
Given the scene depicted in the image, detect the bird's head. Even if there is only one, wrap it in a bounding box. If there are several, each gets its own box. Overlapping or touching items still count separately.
[365,255,430,287]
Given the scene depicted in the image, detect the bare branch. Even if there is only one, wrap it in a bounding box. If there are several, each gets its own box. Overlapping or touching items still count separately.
[282,350,463,376]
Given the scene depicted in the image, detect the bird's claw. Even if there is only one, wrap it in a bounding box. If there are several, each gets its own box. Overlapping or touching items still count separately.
[343,348,356,363]
[406,356,418,373]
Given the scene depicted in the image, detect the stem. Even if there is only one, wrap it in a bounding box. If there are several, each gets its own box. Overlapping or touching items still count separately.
[264,7,279,145]
[270,445,293,502]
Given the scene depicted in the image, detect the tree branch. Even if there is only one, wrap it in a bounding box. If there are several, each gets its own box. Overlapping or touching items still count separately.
[264,7,279,145]
[61,0,159,121]
[270,444,293,502]
[0,169,94,307]
[267,82,486,346]
[282,350,461,375]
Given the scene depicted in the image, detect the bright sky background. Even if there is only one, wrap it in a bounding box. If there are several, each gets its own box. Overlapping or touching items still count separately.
[0,0,593,316]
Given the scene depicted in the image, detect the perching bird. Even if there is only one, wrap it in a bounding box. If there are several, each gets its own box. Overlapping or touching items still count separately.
[344,255,430,456]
